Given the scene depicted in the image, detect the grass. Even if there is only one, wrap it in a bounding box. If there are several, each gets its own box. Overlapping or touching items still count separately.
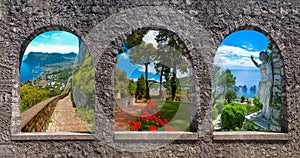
[155,100,190,131]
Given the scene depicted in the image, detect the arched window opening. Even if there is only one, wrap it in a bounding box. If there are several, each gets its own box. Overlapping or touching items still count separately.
[20,30,95,133]
[212,30,282,132]
[114,29,191,132]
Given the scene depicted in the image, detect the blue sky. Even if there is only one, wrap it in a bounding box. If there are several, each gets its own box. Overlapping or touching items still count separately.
[116,30,190,81]
[117,30,160,80]
[214,30,269,70]
[24,31,79,55]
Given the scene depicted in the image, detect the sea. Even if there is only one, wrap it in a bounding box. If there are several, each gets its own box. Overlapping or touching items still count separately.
[20,55,260,98]
[230,69,260,98]
[20,55,43,82]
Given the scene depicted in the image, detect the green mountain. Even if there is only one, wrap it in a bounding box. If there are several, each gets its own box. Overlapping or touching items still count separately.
[24,52,77,66]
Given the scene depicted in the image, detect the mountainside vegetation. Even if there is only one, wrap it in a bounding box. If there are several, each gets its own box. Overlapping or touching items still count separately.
[24,52,76,67]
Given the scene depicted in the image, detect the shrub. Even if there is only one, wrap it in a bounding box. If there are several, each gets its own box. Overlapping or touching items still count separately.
[225,90,237,103]
[221,104,247,130]
[20,86,50,112]
[243,121,256,131]
[241,96,246,103]
[224,100,228,105]
[246,98,251,105]
[246,104,261,114]
[253,94,263,109]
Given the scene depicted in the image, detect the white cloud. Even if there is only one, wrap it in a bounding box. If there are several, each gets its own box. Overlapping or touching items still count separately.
[215,45,261,70]
[217,45,259,57]
[24,44,79,55]
[148,78,157,81]
[176,70,189,78]
[242,44,254,51]
[138,63,157,74]
[143,30,159,48]
[120,53,129,59]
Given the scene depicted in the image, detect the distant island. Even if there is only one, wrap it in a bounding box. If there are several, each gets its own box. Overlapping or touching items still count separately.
[24,52,77,67]
[21,52,77,82]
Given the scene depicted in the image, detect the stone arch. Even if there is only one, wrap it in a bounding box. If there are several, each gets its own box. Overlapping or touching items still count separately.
[19,25,81,63]
[84,6,215,145]
[114,27,192,131]
[214,25,286,132]
[12,26,88,134]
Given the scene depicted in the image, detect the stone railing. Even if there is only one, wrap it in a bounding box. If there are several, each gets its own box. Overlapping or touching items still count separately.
[21,92,69,132]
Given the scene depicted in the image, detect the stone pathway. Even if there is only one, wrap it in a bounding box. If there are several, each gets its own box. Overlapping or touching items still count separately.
[46,93,89,132]
[114,100,146,131]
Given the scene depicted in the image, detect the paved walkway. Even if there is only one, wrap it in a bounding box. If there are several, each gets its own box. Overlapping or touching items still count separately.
[114,100,146,131]
[46,94,89,132]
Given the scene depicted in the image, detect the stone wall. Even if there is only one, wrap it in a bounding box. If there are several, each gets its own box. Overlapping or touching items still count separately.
[269,43,283,131]
[0,0,299,157]
[21,93,69,132]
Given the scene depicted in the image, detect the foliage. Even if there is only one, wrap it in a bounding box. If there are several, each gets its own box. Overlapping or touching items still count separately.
[225,90,237,103]
[20,86,50,112]
[243,121,256,131]
[247,98,251,104]
[224,100,228,105]
[136,75,146,99]
[155,31,188,101]
[72,50,95,109]
[126,30,148,49]
[221,104,247,130]
[154,62,171,98]
[212,106,219,120]
[241,96,246,103]
[130,42,157,99]
[253,94,263,109]
[246,104,261,114]
[212,66,236,106]
[76,108,95,132]
[128,79,137,95]
[50,88,61,97]
[271,95,281,107]
[114,66,129,97]
[163,77,181,101]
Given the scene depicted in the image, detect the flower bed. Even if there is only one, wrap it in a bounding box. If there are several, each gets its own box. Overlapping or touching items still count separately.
[128,100,175,131]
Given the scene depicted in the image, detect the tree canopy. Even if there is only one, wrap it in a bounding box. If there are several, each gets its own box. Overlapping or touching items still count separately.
[130,42,157,99]
[212,66,236,106]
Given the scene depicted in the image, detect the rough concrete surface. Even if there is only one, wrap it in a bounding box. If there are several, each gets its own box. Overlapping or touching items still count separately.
[0,0,299,157]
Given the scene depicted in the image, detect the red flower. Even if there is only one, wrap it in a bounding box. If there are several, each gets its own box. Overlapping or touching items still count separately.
[149,126,156,131]
[153,115,159,122]
[158,119,164,126]
[157,112,162,116]
[165,126,173,131]
[131,126,136,131]
[129,120,135,126]
[135,122,141,128]
[163,118,168,124]
[147,115,153,121]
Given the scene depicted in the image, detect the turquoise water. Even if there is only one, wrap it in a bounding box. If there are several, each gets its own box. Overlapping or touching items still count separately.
[20,55,43,82]
[230,69,260,98]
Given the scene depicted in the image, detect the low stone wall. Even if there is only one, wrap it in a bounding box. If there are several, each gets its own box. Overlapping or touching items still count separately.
[21,93,69,132]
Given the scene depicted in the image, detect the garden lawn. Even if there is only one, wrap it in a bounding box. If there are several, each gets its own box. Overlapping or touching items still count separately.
[155,100,190,131]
